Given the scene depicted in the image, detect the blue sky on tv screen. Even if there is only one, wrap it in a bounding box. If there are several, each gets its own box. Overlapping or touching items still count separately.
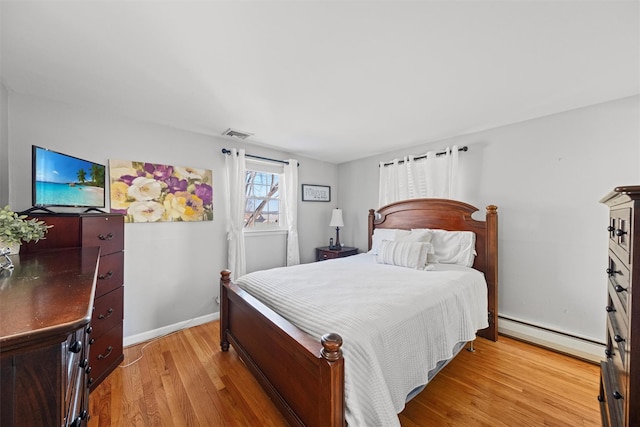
[35,148,102,184]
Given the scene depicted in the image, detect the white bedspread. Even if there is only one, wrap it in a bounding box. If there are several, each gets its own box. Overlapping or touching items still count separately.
[235,253,488,427]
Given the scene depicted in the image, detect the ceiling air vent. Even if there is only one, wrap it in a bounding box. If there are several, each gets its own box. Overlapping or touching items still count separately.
[222,128,253,140]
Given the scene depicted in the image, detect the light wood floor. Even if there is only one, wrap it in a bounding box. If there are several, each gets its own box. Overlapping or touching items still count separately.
[89,321,601,426]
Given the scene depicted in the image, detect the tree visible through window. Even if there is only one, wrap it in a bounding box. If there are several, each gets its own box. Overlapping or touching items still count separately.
[244,170,280,228]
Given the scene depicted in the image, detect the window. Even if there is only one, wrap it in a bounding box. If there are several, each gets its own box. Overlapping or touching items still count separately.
[244,167,282,229]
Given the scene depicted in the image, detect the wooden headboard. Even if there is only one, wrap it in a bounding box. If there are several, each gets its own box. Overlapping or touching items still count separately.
[367,198,499,341]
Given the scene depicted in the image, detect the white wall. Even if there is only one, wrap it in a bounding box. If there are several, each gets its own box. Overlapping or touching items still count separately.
[0,4,5,207]
[338,95,640,343]
[6,93,339,341]
[0,83,8,207]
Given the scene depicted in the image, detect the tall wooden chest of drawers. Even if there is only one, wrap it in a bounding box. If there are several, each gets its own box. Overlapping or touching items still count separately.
[599,187,640,426]
[0,247,99,427]
[23,212,125,391]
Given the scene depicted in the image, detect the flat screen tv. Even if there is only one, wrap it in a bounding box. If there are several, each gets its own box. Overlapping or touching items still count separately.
[32,145,106,209]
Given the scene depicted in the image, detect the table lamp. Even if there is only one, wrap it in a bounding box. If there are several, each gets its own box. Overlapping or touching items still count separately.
[329,208,344,249]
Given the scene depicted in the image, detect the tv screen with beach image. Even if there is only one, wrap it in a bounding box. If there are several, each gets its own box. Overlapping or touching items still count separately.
[33,146,106,208]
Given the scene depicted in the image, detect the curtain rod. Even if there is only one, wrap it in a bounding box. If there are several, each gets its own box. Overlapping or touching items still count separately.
[221,148,299,167]
[381,146,468,167]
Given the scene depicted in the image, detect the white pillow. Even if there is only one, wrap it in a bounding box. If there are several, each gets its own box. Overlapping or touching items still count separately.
[369,228,434,256]
[413,228,477,267]
[394,229,434,248]
[376,240,431,270]
[368,228,400,255]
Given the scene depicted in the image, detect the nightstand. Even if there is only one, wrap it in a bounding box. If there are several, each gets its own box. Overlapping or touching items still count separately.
[316,246,359,261]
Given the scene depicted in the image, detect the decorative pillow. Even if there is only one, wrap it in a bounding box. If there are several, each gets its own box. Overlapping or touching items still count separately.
[368,228,400,255]
[413,229,477,267]
[375,240,431,270]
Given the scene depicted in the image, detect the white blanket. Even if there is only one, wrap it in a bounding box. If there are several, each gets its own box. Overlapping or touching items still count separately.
[236,253,488,427]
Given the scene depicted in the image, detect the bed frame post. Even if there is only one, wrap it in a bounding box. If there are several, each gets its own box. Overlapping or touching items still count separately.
[484,205,499,341]
[368,209,375,251]
[220,269,231,351]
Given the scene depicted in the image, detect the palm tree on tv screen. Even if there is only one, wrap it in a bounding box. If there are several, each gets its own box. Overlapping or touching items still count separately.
[77,168,86,184]
[91,164,104,187]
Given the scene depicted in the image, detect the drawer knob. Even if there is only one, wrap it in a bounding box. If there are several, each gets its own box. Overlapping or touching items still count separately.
[613,391,623,400]
[614,334,625,343]
[606,305,615,312]
[607,225,615,232]
[98,308,114,320]
[69,341,82,353]
[98,232,114,241]
[79,358,88,368]
[97,345,114,360]
[85,366,92,375]
[86,326,93,334]
[615,229,627,237]
[606,268,621,276]
[605,349,612,357]
[98,270,114,280]
[89,338,95,345]
[614,284,627,293]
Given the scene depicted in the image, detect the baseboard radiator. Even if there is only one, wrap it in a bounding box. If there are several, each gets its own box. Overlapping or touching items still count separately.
[498,315,605,363]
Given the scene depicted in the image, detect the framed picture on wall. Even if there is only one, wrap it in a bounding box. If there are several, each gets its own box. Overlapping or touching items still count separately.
[302,184,331,202]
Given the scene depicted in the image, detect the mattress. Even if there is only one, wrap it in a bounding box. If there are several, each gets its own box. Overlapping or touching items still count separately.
[235,253,489,427]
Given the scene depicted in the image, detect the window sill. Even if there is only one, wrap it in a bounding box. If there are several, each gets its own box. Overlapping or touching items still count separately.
[243,229,288,237]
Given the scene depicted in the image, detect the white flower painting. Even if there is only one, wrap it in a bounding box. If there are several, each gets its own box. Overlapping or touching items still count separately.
[109,159,213,223]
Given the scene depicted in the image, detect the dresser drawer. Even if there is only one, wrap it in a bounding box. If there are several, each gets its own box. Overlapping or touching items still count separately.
[608,283,630,334]
[91,286,124,339]
[609,208,632,264]
[81,215,124,256]
[64,328,89,427]
[95,251,124,298]
[88,322,123,389]
[316,247,359,261]
[608,255,630,316]
[600,360,624,427]
[607,310,628,379]
[319,250,339,260]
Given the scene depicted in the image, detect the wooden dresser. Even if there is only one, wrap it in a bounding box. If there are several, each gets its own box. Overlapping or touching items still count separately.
[599,186,640,427]
[0,247,100,427]
[23,212,125,391]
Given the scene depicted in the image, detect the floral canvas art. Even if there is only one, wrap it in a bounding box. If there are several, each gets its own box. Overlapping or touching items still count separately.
[109,160,213,223]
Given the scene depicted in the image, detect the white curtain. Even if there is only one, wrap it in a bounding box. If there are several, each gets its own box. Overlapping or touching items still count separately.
[224,148,246,281]
[282,160,300,266]
[378,145,459,207]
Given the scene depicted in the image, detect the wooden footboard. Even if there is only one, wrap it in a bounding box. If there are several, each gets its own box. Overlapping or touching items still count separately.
[220,270,345,427]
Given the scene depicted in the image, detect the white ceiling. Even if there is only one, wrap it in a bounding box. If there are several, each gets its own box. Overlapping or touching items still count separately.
[1,1,638,164]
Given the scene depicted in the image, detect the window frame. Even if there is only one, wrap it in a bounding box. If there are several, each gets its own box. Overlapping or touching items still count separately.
[243,159,287,232]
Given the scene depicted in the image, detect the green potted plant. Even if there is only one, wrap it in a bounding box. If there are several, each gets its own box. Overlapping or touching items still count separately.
[0,206,52,254]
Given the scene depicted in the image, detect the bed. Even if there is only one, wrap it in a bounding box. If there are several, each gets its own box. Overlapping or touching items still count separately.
[219,198,498,426]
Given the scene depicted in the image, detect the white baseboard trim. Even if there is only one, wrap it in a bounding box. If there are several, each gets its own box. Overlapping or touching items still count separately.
[123,312,604,362]
[498,317,605,363]
[123,311,220,347]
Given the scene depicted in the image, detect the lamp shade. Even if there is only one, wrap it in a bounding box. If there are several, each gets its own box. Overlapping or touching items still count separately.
[329,209,344,227]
